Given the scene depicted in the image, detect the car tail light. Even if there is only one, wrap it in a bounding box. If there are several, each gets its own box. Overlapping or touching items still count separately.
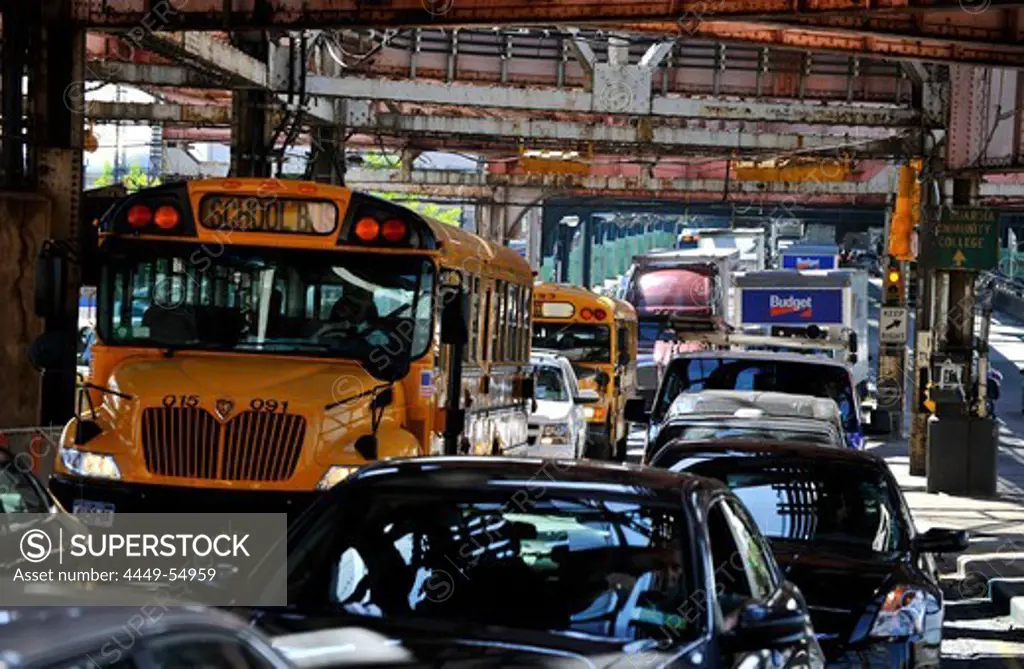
[153,206,180,230]
[127,205,152,228]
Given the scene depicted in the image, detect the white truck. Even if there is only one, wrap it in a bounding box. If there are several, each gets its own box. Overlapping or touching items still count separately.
[695,228,767,273]
[733,268,871,398]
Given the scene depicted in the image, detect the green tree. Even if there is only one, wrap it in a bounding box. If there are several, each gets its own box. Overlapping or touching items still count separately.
[373,191,462,226]
[122,163,162,192]
[93,161,115,187]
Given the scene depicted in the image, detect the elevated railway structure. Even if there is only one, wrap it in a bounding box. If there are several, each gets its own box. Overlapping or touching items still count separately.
[2,0,1024,433]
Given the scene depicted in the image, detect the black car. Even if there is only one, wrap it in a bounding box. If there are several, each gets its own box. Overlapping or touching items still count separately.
[650,441,968,667]
[248,456,825,668]
[0,587,293,668]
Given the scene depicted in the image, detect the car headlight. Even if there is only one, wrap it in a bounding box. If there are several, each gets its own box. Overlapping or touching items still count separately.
[60,447,120,480]
[540,424,570,444]
[869,586,932,638]
[316,466,358,490]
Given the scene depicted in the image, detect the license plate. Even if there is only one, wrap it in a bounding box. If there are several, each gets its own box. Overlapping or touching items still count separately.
[72,500,115,527]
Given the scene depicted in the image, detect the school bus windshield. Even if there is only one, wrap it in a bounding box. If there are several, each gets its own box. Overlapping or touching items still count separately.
[98,241,435,359]
[532,323,611,363]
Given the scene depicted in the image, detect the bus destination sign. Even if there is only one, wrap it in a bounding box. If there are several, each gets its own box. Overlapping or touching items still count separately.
[199,196,338,235]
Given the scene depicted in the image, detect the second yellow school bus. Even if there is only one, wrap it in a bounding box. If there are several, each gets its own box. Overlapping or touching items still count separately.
[41,178,534,514]
[531,283,638,460]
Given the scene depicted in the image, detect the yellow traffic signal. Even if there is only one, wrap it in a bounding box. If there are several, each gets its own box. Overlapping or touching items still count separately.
[884,261,904,305]
[888,159,921,261]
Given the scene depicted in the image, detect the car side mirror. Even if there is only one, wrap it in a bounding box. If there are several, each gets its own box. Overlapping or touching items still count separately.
[722,601,810,653]
[625,397,649,423]
[574,389,601,404]
[913,528,969,554]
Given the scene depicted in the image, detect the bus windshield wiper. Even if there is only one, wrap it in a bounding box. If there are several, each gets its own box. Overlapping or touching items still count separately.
[78,381,133,400]
[324,383,390,411]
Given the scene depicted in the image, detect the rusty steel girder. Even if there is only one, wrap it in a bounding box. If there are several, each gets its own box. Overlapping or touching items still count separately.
[625,18,1024,68]
[69,0,1024,28]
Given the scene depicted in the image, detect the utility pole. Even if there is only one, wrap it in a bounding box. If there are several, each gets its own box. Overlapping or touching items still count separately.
[908,167,936,475]
[877,160,919,440]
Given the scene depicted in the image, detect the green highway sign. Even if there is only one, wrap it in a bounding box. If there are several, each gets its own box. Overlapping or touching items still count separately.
[932,207,999,271]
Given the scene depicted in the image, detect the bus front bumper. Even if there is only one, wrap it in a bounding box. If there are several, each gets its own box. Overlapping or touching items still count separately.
[49,474,323,518]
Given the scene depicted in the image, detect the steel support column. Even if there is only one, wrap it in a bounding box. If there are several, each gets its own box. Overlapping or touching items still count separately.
[230,36,272,178]
[0,3,86,428]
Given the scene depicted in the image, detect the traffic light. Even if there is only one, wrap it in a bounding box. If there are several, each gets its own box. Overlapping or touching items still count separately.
[884,260,905,305]
[888,159,921,261]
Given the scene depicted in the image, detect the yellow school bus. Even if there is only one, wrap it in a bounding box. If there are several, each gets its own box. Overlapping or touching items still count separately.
[531,283,638,460]
[38,178,533,514]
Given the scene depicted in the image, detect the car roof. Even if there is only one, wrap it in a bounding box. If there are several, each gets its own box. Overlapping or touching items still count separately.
[665,390,842,423]
[667,348,851,369]
[662,414,839,433]
[347,456,727,503]
[653,439,884,467]
[0,597,257,666]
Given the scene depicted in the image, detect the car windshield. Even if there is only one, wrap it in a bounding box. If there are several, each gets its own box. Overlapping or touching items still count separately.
[98,241,434,359]
[656,358,858,433]
[662,424,836,448]
[532,323,611,363]
[535,366,569,402]
[286,489,697,642]
[671,459,904,553]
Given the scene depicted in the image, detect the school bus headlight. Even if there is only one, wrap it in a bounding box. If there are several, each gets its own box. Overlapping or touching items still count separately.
[316,466,358,490]
[60,447,120,480]
[584,406,607,422]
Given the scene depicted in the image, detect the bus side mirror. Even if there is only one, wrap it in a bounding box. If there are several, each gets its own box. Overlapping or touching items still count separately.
[440,287,468,346]
[362,318,413,383]
[849,332,859,354]
[34,243,67,320]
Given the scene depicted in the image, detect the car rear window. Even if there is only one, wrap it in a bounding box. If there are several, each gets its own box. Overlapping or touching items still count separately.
[669,458,905,554]
[656,358,858,433]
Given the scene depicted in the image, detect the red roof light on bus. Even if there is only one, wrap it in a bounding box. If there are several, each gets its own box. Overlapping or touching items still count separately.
[355,217,380,241]
[127,205,152,228]
[381,219,407,242]
[580,308,593,320]
[153,206,180,230]
[593,308,607,320]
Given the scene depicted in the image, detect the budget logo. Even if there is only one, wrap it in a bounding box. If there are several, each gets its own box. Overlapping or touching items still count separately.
[769,295,814,319]
[795,257,821,269]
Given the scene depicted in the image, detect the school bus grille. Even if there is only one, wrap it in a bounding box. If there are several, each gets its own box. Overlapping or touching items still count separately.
[140,408,306,482]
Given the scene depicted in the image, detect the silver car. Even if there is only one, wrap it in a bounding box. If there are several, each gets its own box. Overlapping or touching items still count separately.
[515,352,596,459]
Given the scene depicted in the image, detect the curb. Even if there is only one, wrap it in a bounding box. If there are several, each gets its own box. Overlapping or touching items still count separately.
[1012,597,1024,629]
[990,578,1024,615]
